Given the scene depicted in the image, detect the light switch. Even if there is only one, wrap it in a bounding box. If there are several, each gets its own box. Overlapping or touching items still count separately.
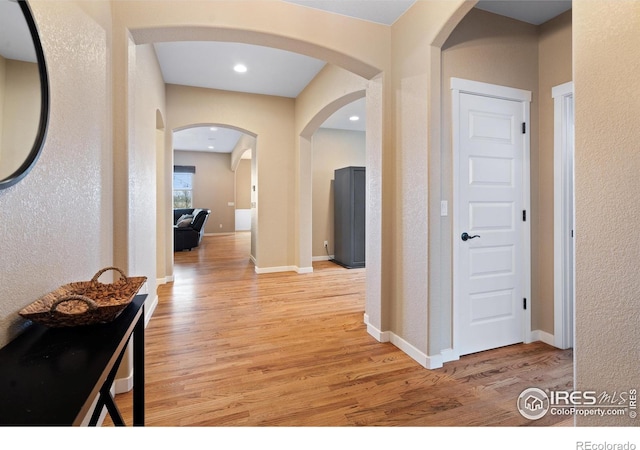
[441,200,448,217]
[228,202,235,207]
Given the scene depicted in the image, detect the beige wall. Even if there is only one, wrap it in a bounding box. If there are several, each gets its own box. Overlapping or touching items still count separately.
[166,83,295,268]
[0,55,5,165]
[441,8,539,348]
[0,0,114,348]
[439,8,572,340]
[311,128,366,257]
[574,0,640,426]
[0,55,7,168]
[537,11,573,334]
[0,59,40,179]
[390,0,469,356]
[235,158,251,210]
[294,64,371,272]
[130,42,165,299]
[1,1,636,427]
[174,150,236,234]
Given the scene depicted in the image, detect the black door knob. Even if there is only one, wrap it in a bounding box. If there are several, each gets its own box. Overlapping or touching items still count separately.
[461,232,481,241]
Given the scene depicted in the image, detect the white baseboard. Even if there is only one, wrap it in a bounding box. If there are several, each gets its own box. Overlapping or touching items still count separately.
[114,370,133,395]
[254,265,313,274]
[81,392,109,426]
[157,275,175,285]
[531,329,555,347]
[254,265,296,274]
[113,295,158,395]
[145,294,158,327]
[364,314,458,370]
[364,314,390,342]
[312,255,334,262]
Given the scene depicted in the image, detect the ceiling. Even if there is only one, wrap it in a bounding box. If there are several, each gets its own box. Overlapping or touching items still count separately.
[0,0,37,62]
[161,0,571,154]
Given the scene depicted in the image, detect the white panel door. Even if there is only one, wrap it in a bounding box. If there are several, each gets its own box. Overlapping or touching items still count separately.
[455,90,528,356]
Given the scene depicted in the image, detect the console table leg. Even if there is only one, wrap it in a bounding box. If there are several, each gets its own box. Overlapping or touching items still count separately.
[133,306,145,426]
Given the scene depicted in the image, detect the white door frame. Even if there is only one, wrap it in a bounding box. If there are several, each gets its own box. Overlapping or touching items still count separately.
[451,77,532,358]
[552,81,575,350]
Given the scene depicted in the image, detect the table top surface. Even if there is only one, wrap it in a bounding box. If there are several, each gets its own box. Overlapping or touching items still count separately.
[0,295,145,426]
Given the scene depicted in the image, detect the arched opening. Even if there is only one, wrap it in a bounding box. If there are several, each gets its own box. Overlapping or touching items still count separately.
[171,123,257,258]
[427,1,574,367]
[126,24,385,326]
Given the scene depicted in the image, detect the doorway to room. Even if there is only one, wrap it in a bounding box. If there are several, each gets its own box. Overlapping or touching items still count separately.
[451,78,532,357]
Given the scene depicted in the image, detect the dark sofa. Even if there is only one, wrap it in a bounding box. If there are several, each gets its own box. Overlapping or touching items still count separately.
[174,208,211,251]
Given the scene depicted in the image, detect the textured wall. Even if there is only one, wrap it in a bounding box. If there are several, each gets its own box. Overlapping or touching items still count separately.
[441,8,539,351]
[130,42,165,300]
[537,11,573,334]
[235,159,251,210]
[574,0,640,426]
[390,0,469,355]
[166,84,295,269]
[311,128,366,257]
[174,150,236,234]
[0,1,113,348]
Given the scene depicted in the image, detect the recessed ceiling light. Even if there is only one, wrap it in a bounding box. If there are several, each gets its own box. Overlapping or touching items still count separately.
[208,146,214,149]
[210,127,218,131]
[349,115,360,121]
[234,64,247,73]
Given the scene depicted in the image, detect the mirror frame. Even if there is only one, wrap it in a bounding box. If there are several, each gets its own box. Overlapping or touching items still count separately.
[0,0,49,190]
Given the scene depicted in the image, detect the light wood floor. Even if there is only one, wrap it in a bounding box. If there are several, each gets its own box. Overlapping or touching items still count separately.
[108,232,573,426]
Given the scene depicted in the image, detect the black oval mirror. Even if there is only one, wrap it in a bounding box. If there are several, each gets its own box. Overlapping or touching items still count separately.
[0,0,49,190]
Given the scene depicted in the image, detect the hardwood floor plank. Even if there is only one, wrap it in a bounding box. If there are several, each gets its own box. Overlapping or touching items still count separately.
[105,232,573,427]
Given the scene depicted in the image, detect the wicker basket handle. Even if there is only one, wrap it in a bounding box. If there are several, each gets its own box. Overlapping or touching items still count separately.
[50,295,98,314]
[91,266,128,284]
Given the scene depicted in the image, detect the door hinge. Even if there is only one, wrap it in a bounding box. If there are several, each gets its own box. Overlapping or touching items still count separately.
[522,122,526,134]
[523,210,527,222]
[523,298,527,310]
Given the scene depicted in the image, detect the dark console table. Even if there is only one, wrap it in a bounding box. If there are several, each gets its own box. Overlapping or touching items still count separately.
[0,294,146,426]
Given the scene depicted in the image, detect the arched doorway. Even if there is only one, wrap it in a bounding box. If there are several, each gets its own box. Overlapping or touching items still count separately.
[171,123,257,260]
[123,24,385,330]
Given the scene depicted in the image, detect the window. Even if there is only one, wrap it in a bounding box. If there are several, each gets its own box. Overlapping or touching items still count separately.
[173,165,195,208]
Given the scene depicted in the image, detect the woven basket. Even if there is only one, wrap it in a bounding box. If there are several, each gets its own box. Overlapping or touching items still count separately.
[19,267,147,328]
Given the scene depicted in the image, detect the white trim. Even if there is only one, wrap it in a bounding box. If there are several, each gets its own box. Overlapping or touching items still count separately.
[114,370,133,395]
[389,333,430,368]
[253,265,314,274]
[364,314,459,370]
[426,349,460,369]
[451,78,532,356]
[531,329,555,347]
[312,255,335,262]
[113,294,157,394]
[80,392,109,426]
[451,77,531,102]
[155,275,175,285]
[364,313,390,342]
[145,294,158,327]
[553,81,575,350]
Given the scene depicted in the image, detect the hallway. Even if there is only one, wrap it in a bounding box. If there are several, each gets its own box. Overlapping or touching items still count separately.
[110,232,573,426]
